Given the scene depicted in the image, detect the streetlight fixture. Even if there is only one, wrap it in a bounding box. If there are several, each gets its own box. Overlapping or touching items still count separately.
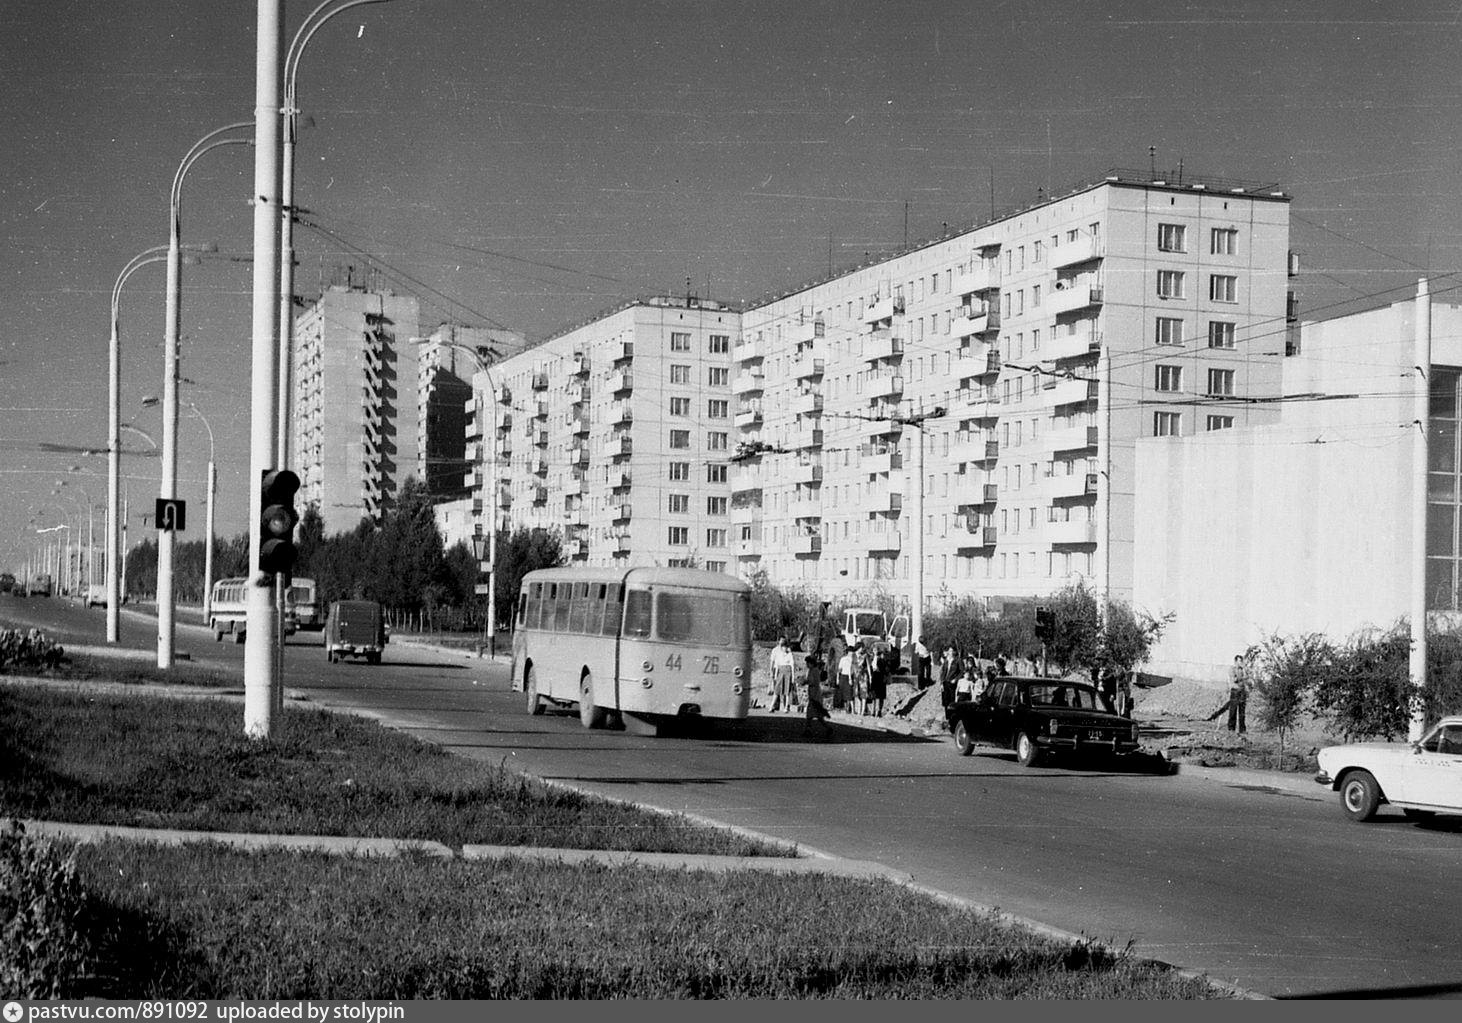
[157,121,251,669]
[64,471,98,599]
[143,395,216,623]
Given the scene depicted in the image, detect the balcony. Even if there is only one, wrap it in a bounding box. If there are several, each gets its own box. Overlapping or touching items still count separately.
[610,370,633,394]
[612,469,632,490]
[1047,424,1098,453]
[497,384,512,404]
[532,457,548,476]
[1046,376,1098,407]
[793,350,825,380]
[964,482,998,505]
[1049,282,1104,315]
[862,446,901,474]
[612,503,631,522]
[734,337,762,362]
[534,430,548,448]
[531,371,548,391]
[497,486,511,509]
[866,416,903,442]
[953,263,998,296]
[614,533,632,555]
[1049,234,1103,269]
[495,408,512,430]
[569,417,589,436]
[791,426,824,450]
[866,372,904,400]
[865,485,904,513]
[953,342,994,380]
[531,486,547,505]
[563,476,583,497]
[611,435,633,459]
[613,340,634,363]
[1047,471,1099,499]
[570,353,589,377]
[788,319,825,345]
[569,445,589,466]
[867,529,902,553]
[954,519,997,550]
[532,400,548,419]
[791,390,822,416]
[793,460,823,485]
[864,295,905,323]
[735,401,763,429]
[1044,329,1102,361]
[736,530,762,557]
[731,500,761,525]
[733,369,765,394]
[610,403,633,426]
[955,305,999,337]
[863,328,903,362]
[566,384,589,405]
[1047,518,1097,544]
[789,533,822,556]
[567,539,586,558]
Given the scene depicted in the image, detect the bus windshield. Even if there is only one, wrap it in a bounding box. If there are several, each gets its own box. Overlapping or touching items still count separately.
[623,588,748,647]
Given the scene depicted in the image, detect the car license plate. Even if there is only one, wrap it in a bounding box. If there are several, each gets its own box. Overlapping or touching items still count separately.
[1086,730,1103,741]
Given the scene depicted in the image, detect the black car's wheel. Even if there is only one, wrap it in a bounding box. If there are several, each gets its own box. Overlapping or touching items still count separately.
[1015,732,1042,768]
[525,665,545,716]
[1340,770,1382,822]
[579,672,607,729]
[953,720,975,756]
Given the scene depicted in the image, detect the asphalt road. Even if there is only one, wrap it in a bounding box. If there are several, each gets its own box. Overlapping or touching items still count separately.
[5,592,1462,999]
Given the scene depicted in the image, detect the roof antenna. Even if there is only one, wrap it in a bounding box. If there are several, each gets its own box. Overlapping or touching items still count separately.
[1149,146,1157,180]
[1177,157,1184,186]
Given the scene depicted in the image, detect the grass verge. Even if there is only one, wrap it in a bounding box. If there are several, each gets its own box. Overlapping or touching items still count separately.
[58,840,1223,998]
[0,684,782,855]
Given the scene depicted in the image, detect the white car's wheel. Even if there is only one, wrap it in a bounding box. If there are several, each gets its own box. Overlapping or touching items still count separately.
[1340,770,1381,822]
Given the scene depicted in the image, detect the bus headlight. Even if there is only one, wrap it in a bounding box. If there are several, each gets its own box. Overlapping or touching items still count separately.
[642,660,654,672]
[640,677,653,689]
[732,666,744,678]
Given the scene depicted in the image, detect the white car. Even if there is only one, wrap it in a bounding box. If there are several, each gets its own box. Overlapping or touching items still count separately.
[1315,716,1462,822]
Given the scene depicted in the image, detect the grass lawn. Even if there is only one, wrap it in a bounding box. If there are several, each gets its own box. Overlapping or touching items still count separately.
[0,684,782,856]
[61,841,1224,999]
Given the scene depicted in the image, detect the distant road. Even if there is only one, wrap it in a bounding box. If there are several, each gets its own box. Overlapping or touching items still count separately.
[5,591,1461,999]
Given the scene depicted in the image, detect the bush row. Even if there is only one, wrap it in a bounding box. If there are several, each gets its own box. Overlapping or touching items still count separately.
[0,629,65,673]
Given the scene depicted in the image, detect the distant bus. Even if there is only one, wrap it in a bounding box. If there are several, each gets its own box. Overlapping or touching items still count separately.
[30,574,53,598]
[288,577,322,631]
[511,566,751,736]
[209,577,297,643]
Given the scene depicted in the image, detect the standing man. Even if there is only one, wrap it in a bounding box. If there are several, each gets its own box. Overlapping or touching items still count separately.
[1228,654,1249,734]
[803,649,830,737]
[914,635,931,689]
[769,637,795,713]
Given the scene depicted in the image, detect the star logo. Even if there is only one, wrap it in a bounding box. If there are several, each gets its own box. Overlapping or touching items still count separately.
[4,1001,24,1023]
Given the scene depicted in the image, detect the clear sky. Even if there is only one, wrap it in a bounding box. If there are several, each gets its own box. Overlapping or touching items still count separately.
[4,0,1460,570]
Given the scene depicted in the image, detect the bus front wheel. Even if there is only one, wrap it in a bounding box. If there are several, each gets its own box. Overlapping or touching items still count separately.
[579,672,607,729]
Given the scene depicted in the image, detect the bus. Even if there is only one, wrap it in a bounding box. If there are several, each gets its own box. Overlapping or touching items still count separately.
[209,577,298,643]
[287,577,322,630]
[511,566,751,736]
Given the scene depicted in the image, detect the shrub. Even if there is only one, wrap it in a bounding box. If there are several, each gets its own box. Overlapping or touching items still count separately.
[0,821,93,997]
[0,629,66,673]
[1252,633,1332,764]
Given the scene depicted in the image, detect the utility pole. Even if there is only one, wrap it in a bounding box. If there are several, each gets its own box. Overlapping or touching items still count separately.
[244,0,284,739]
[1410,277,1431,742]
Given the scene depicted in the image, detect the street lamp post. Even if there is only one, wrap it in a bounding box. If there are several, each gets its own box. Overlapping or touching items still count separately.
[157,122,251,669]
[143,396,216,622]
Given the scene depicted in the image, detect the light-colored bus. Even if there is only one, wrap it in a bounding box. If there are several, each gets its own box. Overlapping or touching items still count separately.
[288,577,322,630]
[511,566,751,736]
[209,577,298,643]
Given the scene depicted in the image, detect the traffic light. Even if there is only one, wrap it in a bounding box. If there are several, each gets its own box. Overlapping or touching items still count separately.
[1034,604,1054,643]
[259,469,301,577]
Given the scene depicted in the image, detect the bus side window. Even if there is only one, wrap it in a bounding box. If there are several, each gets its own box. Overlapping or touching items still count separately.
[602,584,623,636]
[623,589,651,638]
[589,583,607,636]
[516,592,527,627]
[569,582,589,633]
[554,583,572,632]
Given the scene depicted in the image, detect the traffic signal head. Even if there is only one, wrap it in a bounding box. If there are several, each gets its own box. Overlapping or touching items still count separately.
[1034,604,1054,642]
[259,469,301,577]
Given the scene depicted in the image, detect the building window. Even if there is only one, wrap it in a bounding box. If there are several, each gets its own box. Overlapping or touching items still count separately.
[1033,240,1042,263]
[708,366,729,386]
[1211,228,1238,255]
[669,429,690,449]
[1157,270,1185,299]
[669,461,690,481]
[1032,284,1041,307]
[670,332,691,352]
[707,431,728,450]
[707,399,729,419]
[1210,274,1237,303]
[705,561,726,573]
[1207,415,1234,431]
[706,463,727,484]
[1155,317,1184,346]
[1208,321,1236,349]
[668,493,689,513]
[1153,411,1182,437]
[709,334,730,354]
[706,528,727,548]
[668,526,689,546]
[1207,368,1235,396]
[669,396,691,416]
[670,364,691,384]
[1157,223,1187,252]
[1155,365,1183,392]
[706,496,727,515]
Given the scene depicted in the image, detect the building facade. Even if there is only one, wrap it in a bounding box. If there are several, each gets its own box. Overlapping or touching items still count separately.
[466,297,740,570]
[417,324,527,503]
[291,284,421,534]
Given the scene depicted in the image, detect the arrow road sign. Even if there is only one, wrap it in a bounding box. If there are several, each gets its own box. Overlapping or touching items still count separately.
[155,498,187,532]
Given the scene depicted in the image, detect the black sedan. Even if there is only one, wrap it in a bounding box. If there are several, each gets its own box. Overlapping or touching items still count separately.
[946,676,1141,767]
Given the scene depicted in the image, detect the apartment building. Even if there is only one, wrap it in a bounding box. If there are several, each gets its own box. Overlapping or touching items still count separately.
[734,170,1292,602]
[465,297,740,570]
[291,284,421,534]
[417,323,527,502]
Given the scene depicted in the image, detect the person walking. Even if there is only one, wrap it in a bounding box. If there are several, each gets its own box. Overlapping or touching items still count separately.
[803,650,830,737]
[769,637,795,713]
[1227,654,1249,734]
[835,647,854,711]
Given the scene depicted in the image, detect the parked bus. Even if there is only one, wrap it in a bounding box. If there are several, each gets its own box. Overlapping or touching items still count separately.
[511,566,751,736]
[287,577,323,630]
[209,577,297,643]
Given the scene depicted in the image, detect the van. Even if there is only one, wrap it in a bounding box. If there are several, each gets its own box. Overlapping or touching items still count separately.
[324,600,388,664]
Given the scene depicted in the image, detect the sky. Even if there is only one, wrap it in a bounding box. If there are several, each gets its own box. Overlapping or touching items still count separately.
[4,0,1462,571]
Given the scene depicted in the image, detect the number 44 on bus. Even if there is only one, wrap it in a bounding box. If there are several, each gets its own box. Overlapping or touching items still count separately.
[511,567,752,737]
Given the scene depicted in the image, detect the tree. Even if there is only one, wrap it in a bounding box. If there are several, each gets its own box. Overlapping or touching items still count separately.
[295,503,326,579]
[1044,581,1101,678]
[1253,632,1330,767]
[493,526,564,630]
